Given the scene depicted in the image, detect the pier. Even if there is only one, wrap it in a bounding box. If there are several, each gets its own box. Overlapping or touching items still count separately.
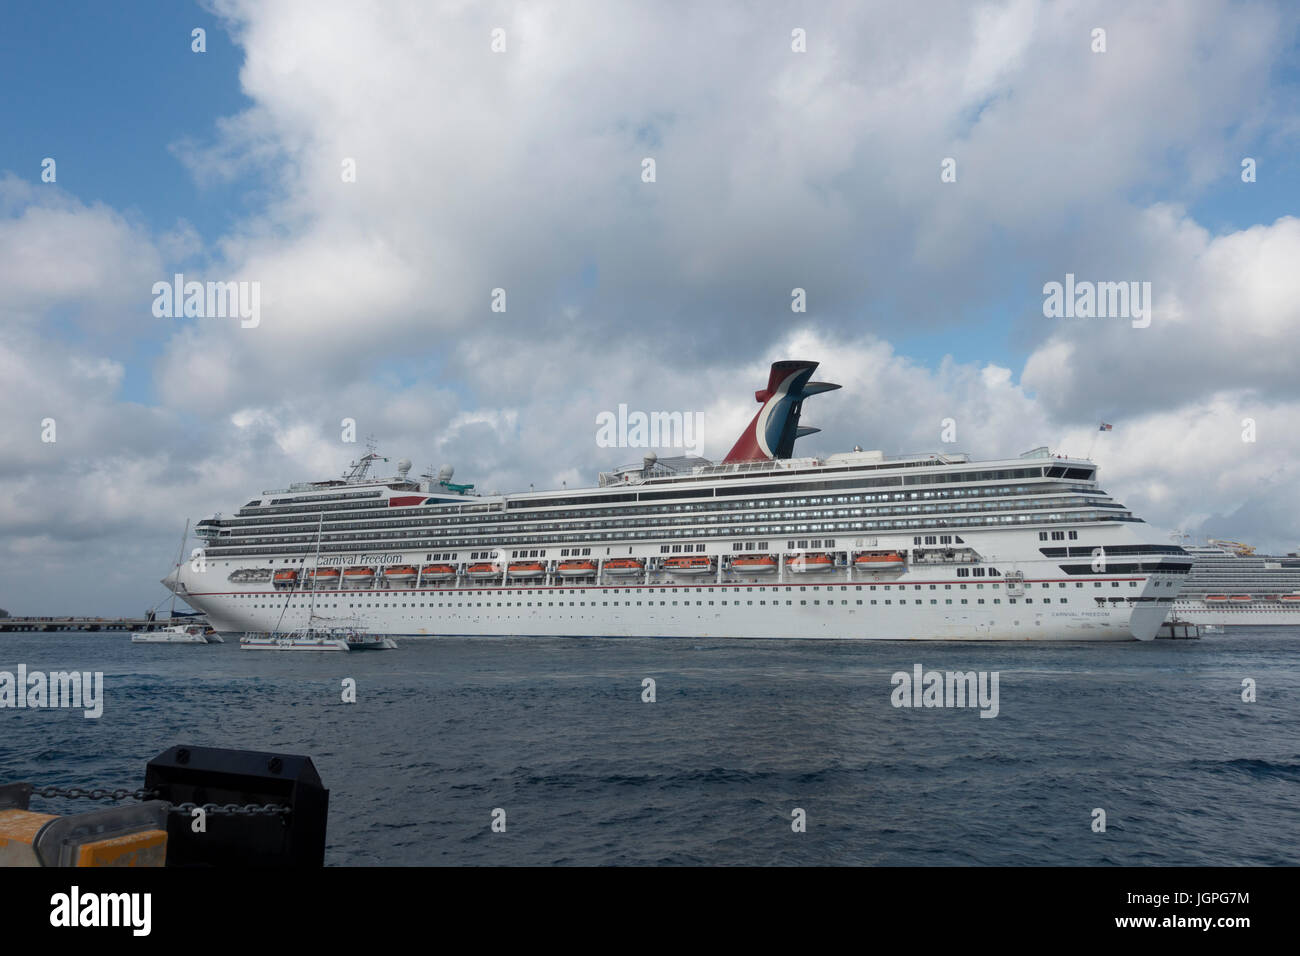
[0,617,207,633]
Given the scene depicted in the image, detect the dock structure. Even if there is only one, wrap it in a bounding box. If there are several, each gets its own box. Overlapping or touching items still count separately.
[0,617,207,633]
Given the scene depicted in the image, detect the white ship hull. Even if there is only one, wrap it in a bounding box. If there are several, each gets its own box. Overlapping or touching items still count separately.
[173,529,1180,643]
[1169,599,1300,627]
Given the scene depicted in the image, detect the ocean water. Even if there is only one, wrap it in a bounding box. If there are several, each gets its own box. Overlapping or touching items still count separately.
[1,629,1297,865]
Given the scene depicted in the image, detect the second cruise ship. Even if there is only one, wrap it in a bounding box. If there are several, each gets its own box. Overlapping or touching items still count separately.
[166,360,1191,641]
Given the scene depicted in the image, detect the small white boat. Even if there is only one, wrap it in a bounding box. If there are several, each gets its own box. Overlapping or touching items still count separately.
[345,633,398,651]
[131,624,211,644]
[241,619,396,652]
[240,627,350,651]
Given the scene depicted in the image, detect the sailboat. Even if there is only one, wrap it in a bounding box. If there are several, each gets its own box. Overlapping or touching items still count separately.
[132,522,223,644]
[241,516,396,651]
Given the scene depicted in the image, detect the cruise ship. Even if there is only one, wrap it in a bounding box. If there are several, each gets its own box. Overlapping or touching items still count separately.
[1171,543,1300,626]
[165,360,1192,641]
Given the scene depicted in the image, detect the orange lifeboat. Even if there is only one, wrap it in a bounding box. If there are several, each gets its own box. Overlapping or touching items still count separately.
[272,569,298,589]
[787,553,833,574]
[557,560,598,577]
[662,555,713,576]
[731,554,777,574]
[1282,595,1300,602]
[854,551,905,572]
[305,567,341,589]
[508,561,546,579]
[466,563,501,580]
[1228,595,1252,602]
[602,558,644,577]
[1204,595,1228,602]
[384,565,418,585]
[342,566,375,588]
[420,564,456,582]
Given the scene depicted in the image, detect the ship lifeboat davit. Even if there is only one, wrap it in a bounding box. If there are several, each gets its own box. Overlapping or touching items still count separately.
[731,554,777,574]
[272,569,298,589]
[466,563,502,580]
[508,561,546,579]
[854,551,905,572]
[384,565,418,585]
[342,566,375,588]
[662,555,714,576]
[787,553,833,573]
[602,558,644,577]
[420,564,456,582]
[305,567,341,589]
[557,560,598,577]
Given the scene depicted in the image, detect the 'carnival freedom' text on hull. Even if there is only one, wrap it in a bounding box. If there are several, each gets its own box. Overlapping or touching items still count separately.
[167,361,1190,641]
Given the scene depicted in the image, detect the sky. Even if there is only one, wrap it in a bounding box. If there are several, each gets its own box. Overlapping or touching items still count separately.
[1,0,1298,616]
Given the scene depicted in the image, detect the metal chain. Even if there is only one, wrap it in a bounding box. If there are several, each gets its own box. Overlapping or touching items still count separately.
[35,786,158,802]
[32,785,290,816]
[170,802,291,817]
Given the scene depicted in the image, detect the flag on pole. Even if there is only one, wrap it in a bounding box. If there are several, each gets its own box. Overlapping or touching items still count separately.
[1098,422,1112,431]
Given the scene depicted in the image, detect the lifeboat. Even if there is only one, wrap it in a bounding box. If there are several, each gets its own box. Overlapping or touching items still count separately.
[602,558,644,577]
[853,551,905,572]
[1282,595,1300,602]
[787,553,833,573]
[305,567,341,589]
[1204,595,1228,602]
[384,565,418,584]
[508,561,546,579]
[272,569,299,588]
[731,554,777,574]
[557,560,598,577]
[420,564,456,582]
[342,566,375,588]
[1228,595,1252,602]
[662,555,714,576]
[466,563,502,580]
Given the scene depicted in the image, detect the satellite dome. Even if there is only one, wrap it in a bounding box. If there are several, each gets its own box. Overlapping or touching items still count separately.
[397,458,412,476]
[438,465,454,481]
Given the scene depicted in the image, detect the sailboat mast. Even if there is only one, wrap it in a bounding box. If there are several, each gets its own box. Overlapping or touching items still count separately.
[170,519,189,618]
[307,512,324,620]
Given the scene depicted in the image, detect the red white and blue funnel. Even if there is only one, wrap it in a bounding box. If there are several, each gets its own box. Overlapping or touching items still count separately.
[721,360,841,463]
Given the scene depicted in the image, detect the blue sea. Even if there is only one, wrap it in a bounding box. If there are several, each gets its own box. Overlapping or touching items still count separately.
[1,629,1297,865]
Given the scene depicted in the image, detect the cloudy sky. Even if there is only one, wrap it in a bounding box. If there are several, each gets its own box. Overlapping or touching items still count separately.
[1,0,1298,616]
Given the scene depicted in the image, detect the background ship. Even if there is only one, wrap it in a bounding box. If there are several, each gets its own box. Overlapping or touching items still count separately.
[1170,540,1300,626]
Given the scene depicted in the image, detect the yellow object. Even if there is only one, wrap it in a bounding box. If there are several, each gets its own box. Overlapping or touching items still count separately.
[0,804,167,867]
[1208,538,1256,556]
[0,809,58,866]
[74,829,168,867]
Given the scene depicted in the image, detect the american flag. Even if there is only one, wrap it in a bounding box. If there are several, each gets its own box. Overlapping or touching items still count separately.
[1099,422,1113,431]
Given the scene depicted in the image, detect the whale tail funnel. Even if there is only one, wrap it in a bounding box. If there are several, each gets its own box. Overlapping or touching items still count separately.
[721,360,841,463]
